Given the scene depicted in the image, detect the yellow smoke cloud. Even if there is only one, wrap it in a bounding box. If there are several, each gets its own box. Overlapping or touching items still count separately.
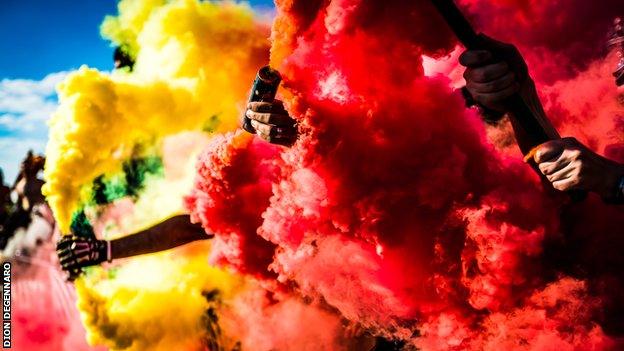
[44,0,271,233]
[75,241,245,351]
[100,0,167,57]
[76,240,352,351]
[42,1,274,349]
[75,128,236,350]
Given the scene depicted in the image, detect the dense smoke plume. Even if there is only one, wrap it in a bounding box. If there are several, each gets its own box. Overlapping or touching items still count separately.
[38,0,624,350]
[184,0,624,349]
[44,0,271,233]
[44,1,359,350]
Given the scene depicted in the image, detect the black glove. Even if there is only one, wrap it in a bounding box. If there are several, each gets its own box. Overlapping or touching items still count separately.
[56,236,111,279]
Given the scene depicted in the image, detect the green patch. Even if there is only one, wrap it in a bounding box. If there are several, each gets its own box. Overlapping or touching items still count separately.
[123,155,164,198]
[70,209,95,239]
[90,156,164,206]
[202,114,221,133]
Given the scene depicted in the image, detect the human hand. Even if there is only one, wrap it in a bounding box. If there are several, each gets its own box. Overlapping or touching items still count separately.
[532,137,624,199]
[459,35,530,114]
[56,235,110,278]
[245,100,297,146]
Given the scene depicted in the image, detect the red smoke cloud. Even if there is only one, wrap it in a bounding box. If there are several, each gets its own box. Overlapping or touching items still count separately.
[542,55,624,155]
[185,133,278,277]
[458,0,624,84]
[185,0,624,349]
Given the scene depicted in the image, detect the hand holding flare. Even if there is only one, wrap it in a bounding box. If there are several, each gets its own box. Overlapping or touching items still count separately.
[461,35,624,201]
[242,66,298,146]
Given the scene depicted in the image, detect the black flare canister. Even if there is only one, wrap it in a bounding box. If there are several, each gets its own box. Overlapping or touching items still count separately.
[242,65,282,134]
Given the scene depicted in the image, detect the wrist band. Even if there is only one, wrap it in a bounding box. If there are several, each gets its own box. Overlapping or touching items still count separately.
[106,241,112,263]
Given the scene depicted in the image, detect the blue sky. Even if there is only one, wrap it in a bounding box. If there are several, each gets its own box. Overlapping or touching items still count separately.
[0,0,275,182]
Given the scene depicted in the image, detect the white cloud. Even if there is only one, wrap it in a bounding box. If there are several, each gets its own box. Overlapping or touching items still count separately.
[0,71,69,182]
[0,72,67,112]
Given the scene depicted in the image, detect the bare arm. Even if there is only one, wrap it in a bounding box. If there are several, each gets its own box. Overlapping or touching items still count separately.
[110,215,210,259]
[57,215,211,275]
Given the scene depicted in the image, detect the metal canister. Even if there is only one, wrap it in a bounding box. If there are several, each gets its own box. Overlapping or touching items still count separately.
[242,66,282,133]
